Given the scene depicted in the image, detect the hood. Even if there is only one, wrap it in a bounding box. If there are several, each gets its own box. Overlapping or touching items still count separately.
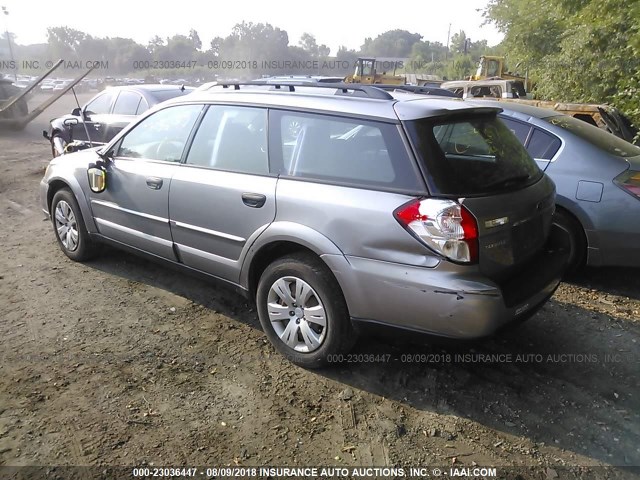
[49,146,102,168]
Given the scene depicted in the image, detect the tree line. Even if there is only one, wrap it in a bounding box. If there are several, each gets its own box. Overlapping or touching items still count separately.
[5,8,634,131]
[3,23,500,80]
[483,0,640,133]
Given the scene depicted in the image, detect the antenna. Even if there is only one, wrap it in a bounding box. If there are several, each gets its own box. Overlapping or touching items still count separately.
[71,83,94,149]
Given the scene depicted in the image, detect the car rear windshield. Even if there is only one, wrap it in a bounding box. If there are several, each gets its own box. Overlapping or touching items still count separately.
[405,113,542,196]
[150,89,194,103]
[543,114,640,158]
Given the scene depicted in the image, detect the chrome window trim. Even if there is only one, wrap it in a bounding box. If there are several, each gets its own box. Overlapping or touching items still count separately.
[170,220,245,243]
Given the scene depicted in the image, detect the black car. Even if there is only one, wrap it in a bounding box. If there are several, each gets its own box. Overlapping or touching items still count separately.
[44,84,194,156]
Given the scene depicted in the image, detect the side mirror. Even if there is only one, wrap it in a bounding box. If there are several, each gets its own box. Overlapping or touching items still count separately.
[63,117,79,126]
[71,107,82,116]
[87,165,107,193]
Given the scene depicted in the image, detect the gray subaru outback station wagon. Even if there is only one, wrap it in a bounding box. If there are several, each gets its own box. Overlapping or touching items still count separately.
[40,83,567,367]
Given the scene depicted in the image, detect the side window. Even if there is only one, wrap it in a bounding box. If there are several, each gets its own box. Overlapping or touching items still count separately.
[117,104,202,162]
[527,128,562,160]
[112,91,142,115]
[272,111,422,190]
[84,93,113,115]
[500,117,532,144]
[136,98,150,115]
[185,105,268,174]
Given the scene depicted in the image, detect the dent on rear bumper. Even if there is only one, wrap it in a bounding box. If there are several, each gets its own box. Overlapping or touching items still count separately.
[321,254,561,339]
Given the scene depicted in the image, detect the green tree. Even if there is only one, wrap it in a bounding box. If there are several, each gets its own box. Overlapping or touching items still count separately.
[161,34,196,62]
[189,29,202,51]
[449,30,467,54]
[105,37,151,74]
[360,29,422,57]
[46,27,90,58]
[484,0,640,133]
[299,33,318,56]
[208,36,224,57]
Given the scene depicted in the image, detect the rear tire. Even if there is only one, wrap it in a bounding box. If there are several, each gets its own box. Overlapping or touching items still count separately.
[256,253,356,368]
[552,209,586,274]
[51,188,97,262]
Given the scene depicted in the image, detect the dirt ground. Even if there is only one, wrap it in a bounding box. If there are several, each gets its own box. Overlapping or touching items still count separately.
[0,93,639,479]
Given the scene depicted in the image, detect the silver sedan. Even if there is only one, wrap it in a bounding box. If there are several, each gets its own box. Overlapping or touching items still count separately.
[473,100,640,272]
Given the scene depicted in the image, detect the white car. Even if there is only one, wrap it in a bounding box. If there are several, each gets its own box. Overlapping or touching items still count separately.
[52,80,72,91]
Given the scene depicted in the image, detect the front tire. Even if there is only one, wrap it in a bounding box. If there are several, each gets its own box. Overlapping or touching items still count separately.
[51,188,97,262]
[256,253,355,368]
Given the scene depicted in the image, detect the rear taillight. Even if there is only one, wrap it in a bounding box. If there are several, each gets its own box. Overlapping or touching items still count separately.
[394,198,479,263]
[614,170,640,199]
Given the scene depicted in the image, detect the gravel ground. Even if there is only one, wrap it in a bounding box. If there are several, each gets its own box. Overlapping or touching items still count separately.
[0,93,638,479]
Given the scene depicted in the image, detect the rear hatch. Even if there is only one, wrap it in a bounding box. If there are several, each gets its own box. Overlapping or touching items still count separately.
[403,110,555,281]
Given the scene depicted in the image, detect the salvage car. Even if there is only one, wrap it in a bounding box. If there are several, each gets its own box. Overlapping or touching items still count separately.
[443,80,639,145]
[40,83,567,367]
[44,84,194,157]
[471,100,640,271]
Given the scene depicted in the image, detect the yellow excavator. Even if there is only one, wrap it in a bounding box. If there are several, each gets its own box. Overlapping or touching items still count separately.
[471,55,533,92]
[343,57,442,86]
[343,58,405,84]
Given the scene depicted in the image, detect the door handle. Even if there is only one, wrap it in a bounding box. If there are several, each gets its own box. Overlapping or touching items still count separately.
[242,192,266,208]
[146,177,163,190]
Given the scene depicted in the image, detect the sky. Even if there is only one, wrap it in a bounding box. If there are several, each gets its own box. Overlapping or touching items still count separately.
[1,0,504,53]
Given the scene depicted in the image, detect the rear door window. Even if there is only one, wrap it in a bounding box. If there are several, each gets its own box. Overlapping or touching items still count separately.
[405,113,542,196]
[185,105,268,175]
[271,111,423,191]
[84,92,114,115]
[136,98,150,115]
[501,117,561,160]
[526,128,561,160]
[112,91,142,115]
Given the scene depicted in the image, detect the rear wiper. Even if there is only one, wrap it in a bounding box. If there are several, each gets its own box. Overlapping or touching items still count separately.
[484,174,531,190]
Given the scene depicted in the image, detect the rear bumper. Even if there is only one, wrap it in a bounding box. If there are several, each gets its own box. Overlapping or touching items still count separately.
[323,226,568,339]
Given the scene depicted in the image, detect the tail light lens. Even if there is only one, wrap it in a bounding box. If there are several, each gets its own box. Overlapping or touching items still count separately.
[614,170,640,199]
[395,198,479,263]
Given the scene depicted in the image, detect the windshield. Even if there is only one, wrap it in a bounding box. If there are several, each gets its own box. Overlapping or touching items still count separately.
[544,114,640,158]
[405,113,542,196]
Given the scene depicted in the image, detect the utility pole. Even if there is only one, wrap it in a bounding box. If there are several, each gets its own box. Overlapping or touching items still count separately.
[445,23,452,59]
[1,6,16,82]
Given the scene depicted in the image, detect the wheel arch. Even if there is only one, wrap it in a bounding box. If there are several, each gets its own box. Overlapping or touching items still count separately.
[555,195,595,232]
[554,202,589,246]
[241,223,347,301]
[47,176,97,233]
[553,203,589,269]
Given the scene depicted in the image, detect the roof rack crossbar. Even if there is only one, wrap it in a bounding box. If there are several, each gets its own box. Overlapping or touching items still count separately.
[214,81,394,100]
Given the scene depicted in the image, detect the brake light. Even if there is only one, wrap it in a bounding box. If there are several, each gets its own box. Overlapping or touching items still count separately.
[394,198,479,263]
[614,170,640,199]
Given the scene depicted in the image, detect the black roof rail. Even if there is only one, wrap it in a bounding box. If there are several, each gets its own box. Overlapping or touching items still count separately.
[216,81,394,100]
